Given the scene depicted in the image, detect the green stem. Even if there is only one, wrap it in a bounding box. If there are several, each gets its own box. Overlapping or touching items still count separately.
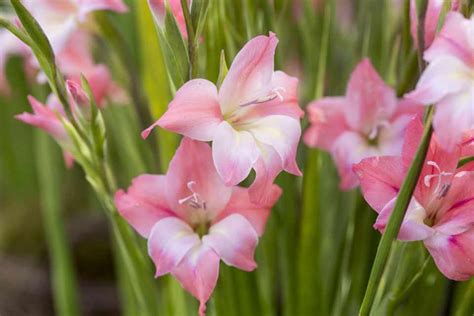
[181,0,198,78]
[35,132,80,316]
[455,279,474,316]
[359,108,434,316]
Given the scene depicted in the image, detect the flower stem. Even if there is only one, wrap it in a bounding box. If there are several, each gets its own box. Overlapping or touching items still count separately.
[181,0,198,79]
[358,107,434,316]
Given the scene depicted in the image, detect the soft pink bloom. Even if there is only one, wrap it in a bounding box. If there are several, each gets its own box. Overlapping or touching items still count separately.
[142,33,303,203]
[410,0,459,49]
[115,138,281,315]
[304,59,422,190]
[462,130,474,158]
[22,0,127,53]
[406,12,474,151]
[148,0,189,37]
[354,118,474,280]
[15,80,93,167]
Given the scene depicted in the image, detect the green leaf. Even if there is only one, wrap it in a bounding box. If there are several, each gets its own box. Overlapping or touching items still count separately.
[216,50,228,88]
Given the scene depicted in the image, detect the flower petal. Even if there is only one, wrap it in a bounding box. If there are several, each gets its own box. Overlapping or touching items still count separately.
[203,214,259,271]
[424,229,474,281]
[304,97,348,151]
[218,33,278,114]
[353,156,406,212]
[148,217,200,277]
[214,186,281,236]
[115,174,174,237]
[166,138,232,221]
[142,79,222,140]
[345,59,397,133]
[212,121,260,186]
[171,244,220,316]
[76,0,128,18]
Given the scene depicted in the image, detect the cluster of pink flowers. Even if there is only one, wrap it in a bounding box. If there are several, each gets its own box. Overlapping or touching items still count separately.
[306,10,473,281]
[12,0,129,166]
[116,32,303,314]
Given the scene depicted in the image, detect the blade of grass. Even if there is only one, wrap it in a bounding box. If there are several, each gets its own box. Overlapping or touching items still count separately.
[35,132,81,316]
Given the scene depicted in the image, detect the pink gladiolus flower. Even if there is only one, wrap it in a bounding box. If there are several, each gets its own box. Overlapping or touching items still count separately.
[148,0,189,37]
[115,138,281,315]
[409,0,459,49]
[462,130,474,158]
[22,0,127,53]
[354,118,474,280]
[15,80,93,167]
[142,33,303,203]
[304,59,422,190]
[406,12,474,151]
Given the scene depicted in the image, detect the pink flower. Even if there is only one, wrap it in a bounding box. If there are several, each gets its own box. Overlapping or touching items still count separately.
[148,0,189,37]
[409,0,459,49]
[462,130,474,158]
[354,118,474,280]
[115,138,281,315]
[142,33,303,203]
[304,59,422,190]
[23,0,127,53]
[406,12,474,151]
[15,80,93,167]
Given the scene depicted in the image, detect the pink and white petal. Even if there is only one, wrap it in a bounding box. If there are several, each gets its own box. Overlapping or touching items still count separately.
[424,12,474,65]
[405,57,471,105]
[345,59,398,132]
[353,156,406,212]
[171,244,220,316]
[203,214,259,271]
[304,97,348,151]
[409,0,444,48]
[212,121,260,186]
[166,138,232,220]
[424,229,474,281]
[377,115,414,157]
[214,186,281,235]
[248,115,302,175]
[462,130,474,157]
[374,198,435,241]
[218,33,278,115]
[148,217,201,277]
[392,98,424,120]
[114,174,174,237]
[332,131,375,190]
[433,90,474,151]
[142,79,223,141]
[76,0,128,19]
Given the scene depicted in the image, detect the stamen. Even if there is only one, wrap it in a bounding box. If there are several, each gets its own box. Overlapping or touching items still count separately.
[178,181,207,210]
[368,120,390,140]
[423,161,453,199]
[239,87,286,107]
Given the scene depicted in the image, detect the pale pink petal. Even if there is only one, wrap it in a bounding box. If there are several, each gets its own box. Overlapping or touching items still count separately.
[218,33,278,115]
[304,97,348,151]
[462,130,474,157]
[203,214,259,271]
[424,12,474,66]
[114,175,174,237]
[374,198,435,241]
[212,121,260,186]
[166,138,232,220]
[353,156,406,212]
[332,131,376,190]
[15,96,69,145]
[148,217,200,277]
[214,186,281,236]
[424,229,474,281]
[148,0,188,36]
[248,115,302,175]
[142,79,223,141]
[240,71,303,120]
[433,89,474,151]
[405,56,471,105]
[171,244,220,316]
[345,59,398,133]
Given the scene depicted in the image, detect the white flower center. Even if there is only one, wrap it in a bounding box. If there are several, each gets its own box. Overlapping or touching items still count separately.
[423,161,453,199]
[178,181,207,210]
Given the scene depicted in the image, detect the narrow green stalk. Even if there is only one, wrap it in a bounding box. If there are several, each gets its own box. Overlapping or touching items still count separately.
[181,0,198,78]
[416,0,429,72]
[35,132,80,316]
[458,156,474,168]
[455,279,474,316]
[359,108,434,316]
